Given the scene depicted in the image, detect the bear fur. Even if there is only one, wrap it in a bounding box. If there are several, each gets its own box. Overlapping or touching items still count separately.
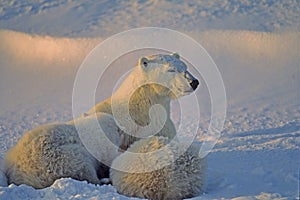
[110,136,207,200]
[5,53,200,190]
[87,52,199,150]
[5,113,121,188]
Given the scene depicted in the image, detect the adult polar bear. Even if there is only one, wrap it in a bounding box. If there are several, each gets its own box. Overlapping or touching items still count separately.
[5,53,200,189]
[87,52,200,150]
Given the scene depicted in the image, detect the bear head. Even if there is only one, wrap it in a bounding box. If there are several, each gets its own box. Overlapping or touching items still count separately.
[137,53,200,99]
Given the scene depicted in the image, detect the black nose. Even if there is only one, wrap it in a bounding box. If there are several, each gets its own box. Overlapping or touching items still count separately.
[190,79,199,90]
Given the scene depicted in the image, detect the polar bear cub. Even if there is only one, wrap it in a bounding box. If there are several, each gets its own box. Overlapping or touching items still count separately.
[110,136,207,200]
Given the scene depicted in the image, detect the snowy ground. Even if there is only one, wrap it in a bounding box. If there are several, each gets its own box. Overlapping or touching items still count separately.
[0,1,299,199]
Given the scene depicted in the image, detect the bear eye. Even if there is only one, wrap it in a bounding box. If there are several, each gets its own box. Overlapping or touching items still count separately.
[143,61,148,67]
[167,68,176,72]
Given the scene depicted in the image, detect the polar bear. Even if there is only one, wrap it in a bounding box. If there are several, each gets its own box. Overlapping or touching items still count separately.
[87,52,199,150]
[5,113,122,189]
[110,136,207,200]
[5,53,200,189]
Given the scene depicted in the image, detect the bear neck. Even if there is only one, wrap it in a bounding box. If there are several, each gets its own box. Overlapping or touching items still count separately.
[111,71,171,126]
[139,85,171,126]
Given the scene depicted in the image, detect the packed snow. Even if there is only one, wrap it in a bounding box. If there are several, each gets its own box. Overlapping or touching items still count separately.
[0,0,299,199]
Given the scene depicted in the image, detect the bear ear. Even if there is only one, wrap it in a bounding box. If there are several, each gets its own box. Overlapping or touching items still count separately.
[139,57,149,68]
[171,52,180,59]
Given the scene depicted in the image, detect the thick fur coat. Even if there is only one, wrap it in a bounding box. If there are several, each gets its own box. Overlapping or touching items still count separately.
[110,136,207,200]
[5,53,202,192]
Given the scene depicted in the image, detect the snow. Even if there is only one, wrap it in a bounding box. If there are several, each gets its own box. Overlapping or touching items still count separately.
[0,178,140,200]
[0,159,7,187]
[0,0,299,199]
[0,0,299,36]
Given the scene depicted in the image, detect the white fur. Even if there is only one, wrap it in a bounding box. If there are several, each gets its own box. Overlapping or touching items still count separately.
[88,53,199,150]
[110,136,207,200]
[5,113,121,188]
[5,53,199,189]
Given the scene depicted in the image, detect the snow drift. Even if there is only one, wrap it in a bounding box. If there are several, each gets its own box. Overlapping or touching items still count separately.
[0,29,298,112]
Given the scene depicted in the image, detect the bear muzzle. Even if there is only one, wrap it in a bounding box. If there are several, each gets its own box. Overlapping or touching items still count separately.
[184,71,199,91]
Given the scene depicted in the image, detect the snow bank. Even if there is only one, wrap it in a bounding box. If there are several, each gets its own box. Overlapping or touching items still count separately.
[0,30,100,68]
[1,30,298,69]
[0,29,298,112]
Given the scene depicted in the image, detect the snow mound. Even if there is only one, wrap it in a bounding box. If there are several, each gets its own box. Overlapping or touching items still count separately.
[0,30,100,68]
[232,192,288,200]
[0,178,140,200]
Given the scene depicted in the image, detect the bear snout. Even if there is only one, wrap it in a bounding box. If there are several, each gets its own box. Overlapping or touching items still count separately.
[190,79,199,90]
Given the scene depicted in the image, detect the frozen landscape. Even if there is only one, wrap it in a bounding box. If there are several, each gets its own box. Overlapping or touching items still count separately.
[0,0,299,199]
